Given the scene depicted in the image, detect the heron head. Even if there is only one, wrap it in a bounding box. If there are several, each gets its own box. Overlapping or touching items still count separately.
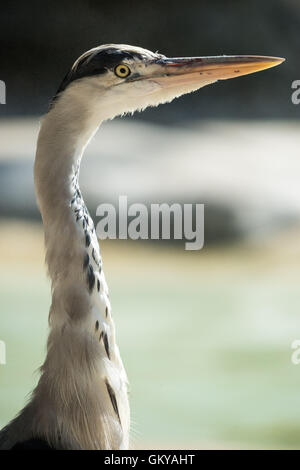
[52,44,284,120]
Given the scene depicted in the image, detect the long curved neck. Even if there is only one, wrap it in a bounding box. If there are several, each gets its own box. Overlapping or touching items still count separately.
[34,101,98,287]
[21,98,131,450]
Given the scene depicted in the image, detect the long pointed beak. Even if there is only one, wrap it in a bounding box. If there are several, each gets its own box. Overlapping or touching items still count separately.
[150,55,285,86]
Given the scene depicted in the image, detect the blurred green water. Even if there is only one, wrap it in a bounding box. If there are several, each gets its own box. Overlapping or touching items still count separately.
[1,246,300,449]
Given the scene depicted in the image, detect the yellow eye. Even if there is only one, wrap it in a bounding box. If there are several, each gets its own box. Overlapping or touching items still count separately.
[114,64,131,78]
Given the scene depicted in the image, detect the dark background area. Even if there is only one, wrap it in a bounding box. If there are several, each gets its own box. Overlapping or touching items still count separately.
[0,0,297,122]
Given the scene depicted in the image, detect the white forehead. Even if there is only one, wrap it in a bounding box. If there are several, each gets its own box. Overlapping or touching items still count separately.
[72,44,159,70]
[97,44,157,58]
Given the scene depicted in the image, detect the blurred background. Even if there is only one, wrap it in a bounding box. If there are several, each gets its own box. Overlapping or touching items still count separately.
[1,0,300,449]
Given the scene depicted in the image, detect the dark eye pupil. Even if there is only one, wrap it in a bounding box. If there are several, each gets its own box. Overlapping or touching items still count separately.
[120,68,126,74]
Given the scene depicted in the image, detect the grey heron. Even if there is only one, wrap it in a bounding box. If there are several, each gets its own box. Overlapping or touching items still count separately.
[0,44,284,450]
